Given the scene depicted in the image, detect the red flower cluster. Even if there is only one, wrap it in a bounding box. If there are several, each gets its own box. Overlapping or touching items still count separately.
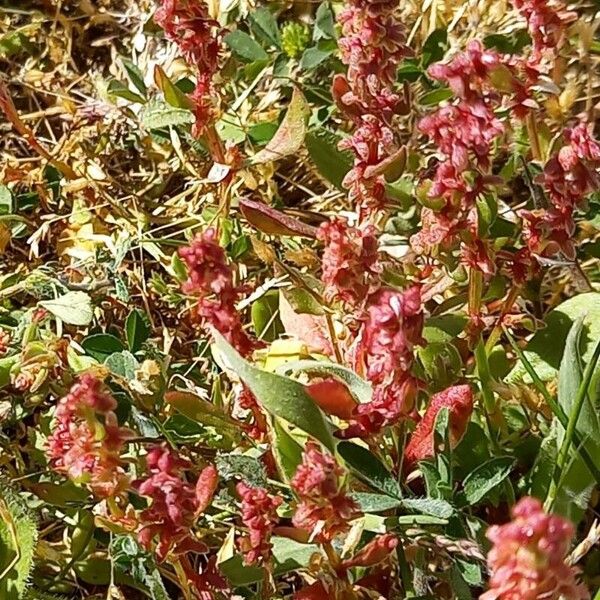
[404,384,474,469]
[334,0,410,216]
[342,286,423,437]
[135,445,218,561]
[179,228,257,357]
[291,442,360,542]
[522,121,600,259]
[482,497,589,600]
[355,286,423,384]
[236,481,281,565]
[46,374,131,498]
[155,0,223,135]
[412,41,506,266]
[512,0,576,68]
[317,217,379,306]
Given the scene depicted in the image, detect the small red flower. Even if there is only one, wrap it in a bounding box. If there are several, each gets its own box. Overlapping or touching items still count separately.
[482,497,589,600]
[354,286,424,386]
[155,0,224,135]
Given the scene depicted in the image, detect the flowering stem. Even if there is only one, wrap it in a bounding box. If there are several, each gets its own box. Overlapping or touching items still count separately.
[546,339,600,510]
[467,269,483,318]
[173,558,193,600]
[526,113,542,162]
[325,313,343,364]
[485,285,519,353]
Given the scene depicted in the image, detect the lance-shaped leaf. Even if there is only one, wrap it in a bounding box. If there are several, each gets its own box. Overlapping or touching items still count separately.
[277,360,373,404]
[239,198,318,238]
[251,87,309,164]
[212,330,335,451]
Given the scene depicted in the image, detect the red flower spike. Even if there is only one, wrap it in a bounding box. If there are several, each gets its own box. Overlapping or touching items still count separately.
[482,497,589,600]
[291,442,360,542]
[46,374,131,498]
[404,385,474,469]
[179,228,258,357]
[154,0,224,135]
[135,445,217,561]
[305,379,358,420]
[236,482,282,565]
[317,217,379,307]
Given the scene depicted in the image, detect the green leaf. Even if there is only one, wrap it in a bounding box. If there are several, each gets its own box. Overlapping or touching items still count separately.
[249,8,280,48]
[462,457,515,505]
[305,128,352,190]
[0,481,38,600]
[39,291,93,326]
[314,2,336,40]
[281,286,324,316]
[107,79,146,104]
[506,292,600,384]
[422,29,448,67]
[121,58,147,96]
[337,441,402,498]
[300,45,333,70]
[82,333,124,362]
[276,360,373,404]
[153,65,194,109]
[0,185,13,215]
[224,30,268,62]
[104,351,139,380]
[401,497,454,519]
[550,319,600,522]
[251,88,310,164]
[216,453,267,487]
[272,418,304,481]
[272,536,319,572]
[165,390,242,440]
[420,87,454,106]
[141,100,194,130]
[353,493,403,512]
[126,309,150,353]
[557,318,600,448]
[213,330,335,451]
[252,290,284,342]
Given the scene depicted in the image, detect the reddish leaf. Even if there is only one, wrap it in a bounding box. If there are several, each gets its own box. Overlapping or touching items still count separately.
[340,534,398,570]
[404,384,474,469]
[251,87,309,164]
[195,464,218,515]
[279,292,332,355]
[305,378,357,420]
[240,198,318,238]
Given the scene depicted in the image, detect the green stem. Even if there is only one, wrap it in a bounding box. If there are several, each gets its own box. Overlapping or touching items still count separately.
[546,339,600,508]
[503,327,600,488]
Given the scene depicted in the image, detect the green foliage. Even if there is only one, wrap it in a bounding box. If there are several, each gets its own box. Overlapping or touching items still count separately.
[0,481,38,600]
